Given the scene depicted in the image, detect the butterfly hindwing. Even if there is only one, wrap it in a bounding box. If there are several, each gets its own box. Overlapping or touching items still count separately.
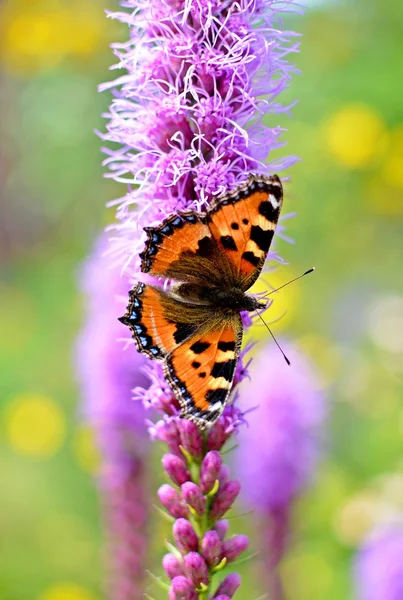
[119,282,213,360]
[164,316,243,429]
[207,174,283,290]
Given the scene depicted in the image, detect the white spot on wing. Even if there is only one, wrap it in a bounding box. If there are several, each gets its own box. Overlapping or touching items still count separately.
[269,194,280,208]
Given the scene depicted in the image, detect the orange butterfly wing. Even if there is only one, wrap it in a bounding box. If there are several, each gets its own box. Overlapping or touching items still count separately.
[164,317,243,429]
[119,282,211,359]
[121,174,284,428]
[206,174,283,290]
[120,283,242,429]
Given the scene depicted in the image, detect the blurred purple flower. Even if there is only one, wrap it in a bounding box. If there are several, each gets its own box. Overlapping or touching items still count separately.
[235,340,325,599]
[99,0,303,596]
[76,235,151,600]
[354,527,403,600]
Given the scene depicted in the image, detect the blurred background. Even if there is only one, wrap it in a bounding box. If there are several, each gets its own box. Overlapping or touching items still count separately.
[1,0,402,599]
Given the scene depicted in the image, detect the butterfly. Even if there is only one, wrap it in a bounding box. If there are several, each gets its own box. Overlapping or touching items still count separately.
[119,174,283,430]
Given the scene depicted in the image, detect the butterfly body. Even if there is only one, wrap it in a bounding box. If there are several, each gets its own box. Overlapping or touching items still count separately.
[119,174,284,429]
[173,282,265,313]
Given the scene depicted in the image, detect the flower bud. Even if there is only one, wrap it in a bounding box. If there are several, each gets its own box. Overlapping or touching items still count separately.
[210,481,241,521]
[222,535,249,563]
[168,575,198,600]
[158,484,188,518]
[200,451,222,494]
[207,420,231,451]
[183,552,209,587]
[173,518,199,553]
[179,420,203,461]
[162,453,191,486]
[214,573,241,598]
[163,553,184,579]
[201,530,222,568]
[214,520,229,540]
[181,482,206,516]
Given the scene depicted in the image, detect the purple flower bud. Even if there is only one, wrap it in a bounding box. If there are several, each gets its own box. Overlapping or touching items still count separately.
[222,535,249,563]
[214,573,241,599]
[183,552,209,587]
[168,576,198,600]
[181,482,206,516]
[201,530,222,568]
[207,420,230,451]
[210,481,241,522]
[200,451,222,494]
[179,420,203,461]
[158,484,188,519]
[213,596,231,600]
[163,553,184,580]
[162,454,191,487]
[173,518,199,553]
[214,520,229,541]
[218,465,230,486]
[155,419,182,456]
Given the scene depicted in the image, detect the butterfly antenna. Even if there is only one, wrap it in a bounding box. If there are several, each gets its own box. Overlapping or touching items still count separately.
[263,267,315,298]
[255,310,290,366]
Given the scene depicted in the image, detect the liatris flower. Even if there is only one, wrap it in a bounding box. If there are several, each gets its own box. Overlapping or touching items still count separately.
[157,416,250,599]
[100,0,302,271]
[235,341,325,600]
[76,236,151,600]
[354,527,403,600]
[99,0,303,597]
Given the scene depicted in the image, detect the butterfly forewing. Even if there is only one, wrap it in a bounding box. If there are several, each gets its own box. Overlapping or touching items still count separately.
[207,174,283,290]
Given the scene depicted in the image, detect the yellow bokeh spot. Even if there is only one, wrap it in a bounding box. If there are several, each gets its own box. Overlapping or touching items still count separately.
[281,551,334,599]
[0,1,105,76]
[5,394,66,459]
[38,583,98,600]
[73,425,100,474]
[246,269,300,342]
[322,104,388,169]
[333,492,383,546]
[381,125,403,189]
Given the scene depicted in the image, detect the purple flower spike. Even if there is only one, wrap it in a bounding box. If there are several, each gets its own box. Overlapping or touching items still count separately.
[168,576,198,600]
[183,552,209,587]
[163,553,184,580]
[181,482,206,516]
[210,481,241,522]
[200,451,222,494]
[222,535,250,564]
[158,485,188,519]
[201,531,222,568]
[173,519,199,554]
[354,527,403,600]
[75,236,150,600]
[214,573,241,599]
[179,420,203,462]
[98,0,303,595]
[163,454,191,487]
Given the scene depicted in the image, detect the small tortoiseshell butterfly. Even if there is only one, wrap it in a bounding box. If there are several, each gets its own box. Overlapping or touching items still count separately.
[119,174,283,429]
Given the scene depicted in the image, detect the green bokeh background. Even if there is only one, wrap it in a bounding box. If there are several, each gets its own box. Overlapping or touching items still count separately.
[1,1,402,599]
